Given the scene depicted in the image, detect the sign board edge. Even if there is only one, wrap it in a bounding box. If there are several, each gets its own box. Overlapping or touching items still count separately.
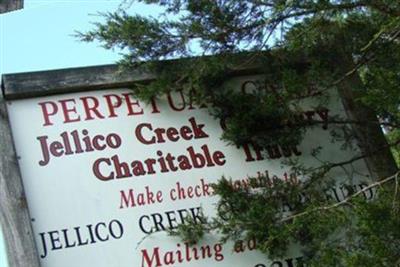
[0,92,41,267]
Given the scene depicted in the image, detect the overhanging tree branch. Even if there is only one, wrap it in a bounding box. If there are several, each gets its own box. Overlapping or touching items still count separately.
[282,171,400,223]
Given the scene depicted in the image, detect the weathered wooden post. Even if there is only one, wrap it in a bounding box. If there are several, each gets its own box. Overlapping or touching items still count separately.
[0,0,23,14]
[0,91,40,267]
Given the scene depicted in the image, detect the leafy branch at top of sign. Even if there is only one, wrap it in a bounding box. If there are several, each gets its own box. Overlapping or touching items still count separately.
[78,1,400,266]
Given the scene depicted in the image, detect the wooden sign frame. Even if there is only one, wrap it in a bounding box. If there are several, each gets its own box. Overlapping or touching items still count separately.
[0,0,23,14]
[0,59,397,267]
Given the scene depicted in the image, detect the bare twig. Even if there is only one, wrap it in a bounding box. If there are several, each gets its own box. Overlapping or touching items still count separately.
[282,171,400,222]
[393,172,399,210]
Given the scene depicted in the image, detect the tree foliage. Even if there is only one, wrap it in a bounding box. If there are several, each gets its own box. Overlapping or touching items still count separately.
[79,1,400,266]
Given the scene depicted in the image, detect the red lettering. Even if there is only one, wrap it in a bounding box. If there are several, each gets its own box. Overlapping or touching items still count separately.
[93,158,114,181]
[136,123,155,145]
[80,96,105,121]
[166,128,179,142]
[103,94,122,118]
[154,128,166,143]
[38,101,58,126]
[49,141,64,157]
[92,135,106,150]
[59,99,80,124]
[123,93,144,116]
[167,91,186,112]
[141,247,162,267]
[180,126,193,140]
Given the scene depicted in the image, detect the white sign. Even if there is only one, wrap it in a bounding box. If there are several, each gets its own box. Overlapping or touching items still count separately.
[7,76,373,267]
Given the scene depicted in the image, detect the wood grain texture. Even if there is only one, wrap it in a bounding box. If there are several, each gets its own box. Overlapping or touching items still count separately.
[1,54,278,100]
[0,92,41,267]
[2,64,156,100]
[337,59,398,180]
[0,0,23,14]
